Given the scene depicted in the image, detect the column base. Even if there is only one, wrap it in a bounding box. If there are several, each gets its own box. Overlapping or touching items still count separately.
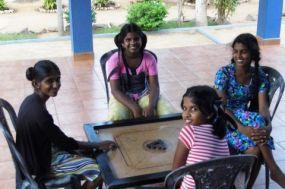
[257,36,280,46]
[73,52,94,61]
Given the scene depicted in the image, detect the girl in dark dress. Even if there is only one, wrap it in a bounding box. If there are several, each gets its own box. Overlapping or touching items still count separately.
[16,60,116,189]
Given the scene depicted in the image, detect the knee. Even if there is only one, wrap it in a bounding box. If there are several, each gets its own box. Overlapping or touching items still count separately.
[245,147,261,157]
[245,147,263,169]
[156,98,174,115]
[108,100,132,121]
[108,108,132,121]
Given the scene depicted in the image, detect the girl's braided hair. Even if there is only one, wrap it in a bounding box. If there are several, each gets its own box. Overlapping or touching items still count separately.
[231,33,261,110]
[181,85,235,139]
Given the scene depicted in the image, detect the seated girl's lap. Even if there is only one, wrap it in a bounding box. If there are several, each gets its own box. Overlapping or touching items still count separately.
[138,95,174,115]
[227,131,275,153]
[51,151,98,168]
[51,151,100,181]
[234,109,266,128]
[108,95,174,121]
[227,109,275,152]
[108,97,134,120]
[227,130,257,152]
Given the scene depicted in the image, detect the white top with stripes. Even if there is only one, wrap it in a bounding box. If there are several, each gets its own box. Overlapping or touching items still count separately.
[179,124,230,189]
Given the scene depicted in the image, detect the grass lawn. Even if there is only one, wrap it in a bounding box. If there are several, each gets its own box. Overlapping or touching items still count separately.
[0,33,37,41]
[94,26,121,34]
[90,19,217,33]
[159,20,196,29]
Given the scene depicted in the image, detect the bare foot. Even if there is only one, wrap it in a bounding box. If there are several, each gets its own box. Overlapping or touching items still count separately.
[270,167,285,188]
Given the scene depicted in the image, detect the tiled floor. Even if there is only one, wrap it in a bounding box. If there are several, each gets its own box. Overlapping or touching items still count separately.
[1,44,285,188]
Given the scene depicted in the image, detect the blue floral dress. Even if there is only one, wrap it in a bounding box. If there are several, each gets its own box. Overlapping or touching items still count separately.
[214,63,274,153]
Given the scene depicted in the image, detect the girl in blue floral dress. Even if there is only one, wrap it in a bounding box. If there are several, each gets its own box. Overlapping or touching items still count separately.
[214,33,285,188]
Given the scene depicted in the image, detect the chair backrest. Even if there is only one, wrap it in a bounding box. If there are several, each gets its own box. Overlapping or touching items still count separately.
[0,117,38,189]
[100,49,158,103]
[261,66,285,119]
[0,98,82,189]
[164,155,256,189]
[0,98,18,139]
[100,49,119,103]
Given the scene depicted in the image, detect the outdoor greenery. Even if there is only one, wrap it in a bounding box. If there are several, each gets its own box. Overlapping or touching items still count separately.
[94,20,198,33]
[0,0,7,10]
[93,0,114,8]
[43,0,56,10]
[64,9,96,24]
[94,26,120,34]
[0,33,37,41]
[213,0,238,24]
[159,20,195,29]
[93,19,217,33]
[207,19,218,26]
[185,0,195,3]
[127,0,167,30]
[0,19,218,41]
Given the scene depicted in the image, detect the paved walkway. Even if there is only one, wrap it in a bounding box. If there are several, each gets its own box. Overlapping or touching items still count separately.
[0,22,284,61]
[0,24,285,188]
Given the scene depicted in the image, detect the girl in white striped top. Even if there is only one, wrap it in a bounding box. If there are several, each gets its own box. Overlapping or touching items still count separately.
[173,85,230,189]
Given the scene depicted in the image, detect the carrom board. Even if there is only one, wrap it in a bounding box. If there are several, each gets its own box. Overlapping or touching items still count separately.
[84,113,182,189]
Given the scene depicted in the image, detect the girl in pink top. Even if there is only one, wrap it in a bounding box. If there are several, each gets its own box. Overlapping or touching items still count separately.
[173,85,230,189]
[107,23,173,121]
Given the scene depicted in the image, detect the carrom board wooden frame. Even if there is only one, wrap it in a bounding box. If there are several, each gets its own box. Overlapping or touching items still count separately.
[84,113,182,189]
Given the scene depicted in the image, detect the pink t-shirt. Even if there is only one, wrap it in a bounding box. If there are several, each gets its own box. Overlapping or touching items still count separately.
[106,50,158,100]
[179,124,230,189]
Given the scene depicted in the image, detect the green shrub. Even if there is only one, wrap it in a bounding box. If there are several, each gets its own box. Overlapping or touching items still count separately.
[94,0,112,7]
[43,0,57,10]
[0,0,7,11]
[64,9,96,24]
[127,0,167,31]
[214,0,238,24]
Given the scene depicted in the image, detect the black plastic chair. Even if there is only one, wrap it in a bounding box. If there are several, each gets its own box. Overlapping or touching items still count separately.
[0,122,39,189]
[261,66,285,189]
[164,155,257,189]
[100,49,158,103]
[262,66,285,119]
[0,98,82,189]
[227,66,285,189]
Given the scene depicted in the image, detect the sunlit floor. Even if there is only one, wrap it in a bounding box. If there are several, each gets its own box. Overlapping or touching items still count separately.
[0,44,285,188]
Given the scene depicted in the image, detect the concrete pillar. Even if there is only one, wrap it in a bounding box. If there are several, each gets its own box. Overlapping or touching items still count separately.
[256,0,283,45]
[56,0,64,36]
[69,0,93,55]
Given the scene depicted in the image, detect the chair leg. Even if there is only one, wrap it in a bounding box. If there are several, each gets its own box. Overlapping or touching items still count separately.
[265,164,270,189]
[64,176,81,189]
[72,178,81,189]
[97,177,103,189]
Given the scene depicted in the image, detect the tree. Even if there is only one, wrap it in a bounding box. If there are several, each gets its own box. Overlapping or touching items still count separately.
[43,0,57,10]
[214,0,238,24]
[177,0,184,24]
[195,0,207,26]
[56,0,64,35]
[0,0,7,10]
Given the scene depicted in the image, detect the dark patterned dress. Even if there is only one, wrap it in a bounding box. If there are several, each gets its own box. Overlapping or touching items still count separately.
[214,63,274,153]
